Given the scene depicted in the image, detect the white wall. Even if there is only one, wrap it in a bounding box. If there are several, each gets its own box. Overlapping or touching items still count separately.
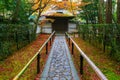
[36,23,52,34]
[68,23,77,33]
[36,22,77,33]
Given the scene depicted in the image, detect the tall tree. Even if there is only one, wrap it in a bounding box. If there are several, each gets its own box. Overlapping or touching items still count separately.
[0,0,33,23]
[12,0,21,23]
[85,0,98,24]
[98,0,104,23]
[117,0,120,23]
[32,0,51,34]
[106,0,112,23]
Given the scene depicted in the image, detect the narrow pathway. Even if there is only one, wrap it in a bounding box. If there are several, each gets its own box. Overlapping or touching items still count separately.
[40,35,79,80]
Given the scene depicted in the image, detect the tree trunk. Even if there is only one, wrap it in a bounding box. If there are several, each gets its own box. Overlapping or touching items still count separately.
[98,0,104,23]
[33,0,42,35]
[84,10,89,24]
[33,0,50,35]
[117,0,120,23]
[34,11,41,35]
[106,0,112,23]
[12,0,21,23]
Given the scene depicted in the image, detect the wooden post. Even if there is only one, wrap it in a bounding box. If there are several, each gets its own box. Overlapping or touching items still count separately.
[80,55,83,74]
[28,30,31,43]
[46,42,48,54]
[50,38,51,46]
[16,32,19,50]
[69,38,70,46]
[72,43,74,55]
[103,34,106,52]
[52,33,54,41]
[37,54,40,74]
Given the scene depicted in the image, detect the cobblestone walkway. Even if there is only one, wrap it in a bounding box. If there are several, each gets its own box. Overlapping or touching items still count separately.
[40,36,79,80]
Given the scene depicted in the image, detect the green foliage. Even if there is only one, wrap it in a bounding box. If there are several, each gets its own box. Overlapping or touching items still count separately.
[0,24,35,60]
[78,0,99,24]
[77,0,118,24]
[103,69,120,80]
[112,0,117,21]
[0,0,32,23]
[78,24,120,61]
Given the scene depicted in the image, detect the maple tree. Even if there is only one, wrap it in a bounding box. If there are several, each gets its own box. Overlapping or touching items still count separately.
[51,1,90,14]
[31,0,90,15]
[30,0,90,34]
[29,0,51,34]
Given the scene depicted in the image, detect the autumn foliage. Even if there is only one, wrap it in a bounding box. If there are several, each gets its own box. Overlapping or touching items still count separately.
[31,0,90,15]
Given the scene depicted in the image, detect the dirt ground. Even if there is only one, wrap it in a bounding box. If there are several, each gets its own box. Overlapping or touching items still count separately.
[71,37,120,80]
[0,34,52,80]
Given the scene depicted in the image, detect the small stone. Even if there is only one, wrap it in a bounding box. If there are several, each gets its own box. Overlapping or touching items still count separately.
[63,71,71,76]
[61,75,72,80]
[59,66,64,71]
[66,76,72,80]
[50,67,55,72]
[64,66,70,69]
[48,72,55,77]
[65,68,71,72]
[47,77,52,80]
[56,70,60,73]
[52,77,59,80]
[60,77,66,80]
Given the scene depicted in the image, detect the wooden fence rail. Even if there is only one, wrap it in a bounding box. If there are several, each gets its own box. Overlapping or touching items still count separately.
[13,31,55,80]
[65,32,107,80]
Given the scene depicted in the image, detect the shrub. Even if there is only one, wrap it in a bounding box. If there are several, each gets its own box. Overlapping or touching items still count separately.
[0,24,35,60]
[78,24,120,61]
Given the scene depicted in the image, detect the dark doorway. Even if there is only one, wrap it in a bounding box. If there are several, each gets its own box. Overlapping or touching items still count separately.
[46,16,74,33]
[52,19,68,33]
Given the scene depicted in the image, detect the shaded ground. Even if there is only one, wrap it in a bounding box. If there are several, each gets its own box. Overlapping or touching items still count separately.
[0,34,51,80]
[72,37,120,80]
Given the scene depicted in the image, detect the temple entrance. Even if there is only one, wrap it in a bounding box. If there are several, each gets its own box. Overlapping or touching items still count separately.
[46,16,74,33]
[52,19,68,33]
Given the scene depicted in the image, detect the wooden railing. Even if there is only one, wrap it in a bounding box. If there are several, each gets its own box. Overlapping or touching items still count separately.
[65,32,108,80]
[13,31,55,80]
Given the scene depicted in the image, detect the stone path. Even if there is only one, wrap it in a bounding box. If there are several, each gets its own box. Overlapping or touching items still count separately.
[40,35,80,80]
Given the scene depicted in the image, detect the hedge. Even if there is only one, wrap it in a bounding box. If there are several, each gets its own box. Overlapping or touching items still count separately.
[77,24,120,61]
[0,24,35,60]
